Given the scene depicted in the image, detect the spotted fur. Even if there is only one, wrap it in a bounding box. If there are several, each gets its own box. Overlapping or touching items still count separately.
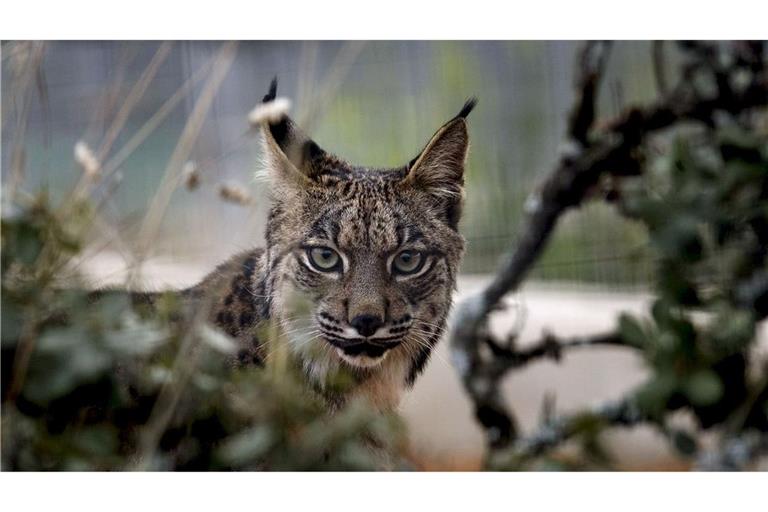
[189,79,475,410]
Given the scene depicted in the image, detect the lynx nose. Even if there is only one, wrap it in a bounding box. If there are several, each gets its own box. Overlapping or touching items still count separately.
[350,314,383,337]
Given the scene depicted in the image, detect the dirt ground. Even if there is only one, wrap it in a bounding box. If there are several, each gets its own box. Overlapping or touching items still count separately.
[402,278,661,469]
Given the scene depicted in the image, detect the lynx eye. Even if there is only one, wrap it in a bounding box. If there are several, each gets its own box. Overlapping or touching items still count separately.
[307,247,341,272]
[392,250,424,275]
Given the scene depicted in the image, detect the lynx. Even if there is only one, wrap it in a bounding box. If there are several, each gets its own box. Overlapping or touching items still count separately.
[188,80,475,410]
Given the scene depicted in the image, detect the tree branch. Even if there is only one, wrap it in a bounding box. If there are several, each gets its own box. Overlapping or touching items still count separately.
[569,41,612,145]
[696,432,768,471]
[652,41,669,97]
[484,330,629,367]
[489,398,646,469]
[449,41,768,458]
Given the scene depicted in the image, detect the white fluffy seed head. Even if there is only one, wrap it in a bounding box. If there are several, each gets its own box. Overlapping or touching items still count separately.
[74,141,100,178]
[182,161,200,191]
[217,181,252,205]
[248,97,292,127]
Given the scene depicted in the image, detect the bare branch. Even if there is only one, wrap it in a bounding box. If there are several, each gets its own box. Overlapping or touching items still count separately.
[696,432,768,471]
[484,330,629,367]
[652,41,668,97]
[449,41,615,450]
[568,41,612,145]
[449,40,768,459]
[489,398,646,469]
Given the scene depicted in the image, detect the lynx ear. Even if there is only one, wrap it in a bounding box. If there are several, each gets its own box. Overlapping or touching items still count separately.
[401,98,476,226]
[259,78,328,187]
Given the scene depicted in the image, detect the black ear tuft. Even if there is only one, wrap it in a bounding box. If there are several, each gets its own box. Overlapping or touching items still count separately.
[261,76,288,143]
[306,141,324,160]
[263,77,278,103]
[456,97,478,120]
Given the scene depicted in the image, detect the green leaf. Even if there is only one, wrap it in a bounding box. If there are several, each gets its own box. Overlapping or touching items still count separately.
[217,426,275,466]
[618,314,647,348]
[104,312,169,356]
[8,220,44,266]
[635,373,677,416]
[670,429,698,456]
[197,324,237,355]
[655,216,703,263]
[709,309,755,352]
[683,370,723,407]
[658,266,699,306]
[23,327,112,404]
[72,426,119,457]
[92,291,132,321]
[1,301,24,347]
[651,299,673,327]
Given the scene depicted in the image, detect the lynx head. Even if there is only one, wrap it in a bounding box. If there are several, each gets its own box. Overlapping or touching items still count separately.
[258,79,474,398]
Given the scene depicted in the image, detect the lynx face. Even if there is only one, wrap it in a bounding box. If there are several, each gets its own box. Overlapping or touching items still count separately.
[259,81,474,395]
[276,171,463,374]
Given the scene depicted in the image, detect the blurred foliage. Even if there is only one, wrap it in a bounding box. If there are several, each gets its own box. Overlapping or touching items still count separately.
[617,117,768,435]
[516,121,768,469]
[583,118,768,468]
[1,196,405,470]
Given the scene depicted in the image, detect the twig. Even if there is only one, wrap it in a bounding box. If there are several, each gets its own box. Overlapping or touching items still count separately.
[69,43,173,203]
[128,293,218,470]
[484,330,629,367]
[450,41,614,449]
[652,41,669,97]
[6,307,41,402]
[568,41,612,145]
[5,42,46,202]
[489,398,646,469]
[451,327,630,450]
[99,49,218,182]
[696,431,768,471]
[734,270,768,320]
[297,41,367,132]
[96,42,173,163]
[131,42,238,282]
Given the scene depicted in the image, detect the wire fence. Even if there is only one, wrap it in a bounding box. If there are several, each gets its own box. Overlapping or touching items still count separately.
[2,41,663,288]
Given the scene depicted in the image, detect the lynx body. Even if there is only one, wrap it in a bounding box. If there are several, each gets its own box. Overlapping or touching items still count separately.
[191,81,475,410]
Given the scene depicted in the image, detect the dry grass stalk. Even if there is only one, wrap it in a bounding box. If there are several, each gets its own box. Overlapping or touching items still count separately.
[99,49,219,181]
[95,42,173,162]
[131,41,239,282]
[5,42,46,200]
[74,140,101,179]
[298,41,366,131]
[182,161,201,191]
